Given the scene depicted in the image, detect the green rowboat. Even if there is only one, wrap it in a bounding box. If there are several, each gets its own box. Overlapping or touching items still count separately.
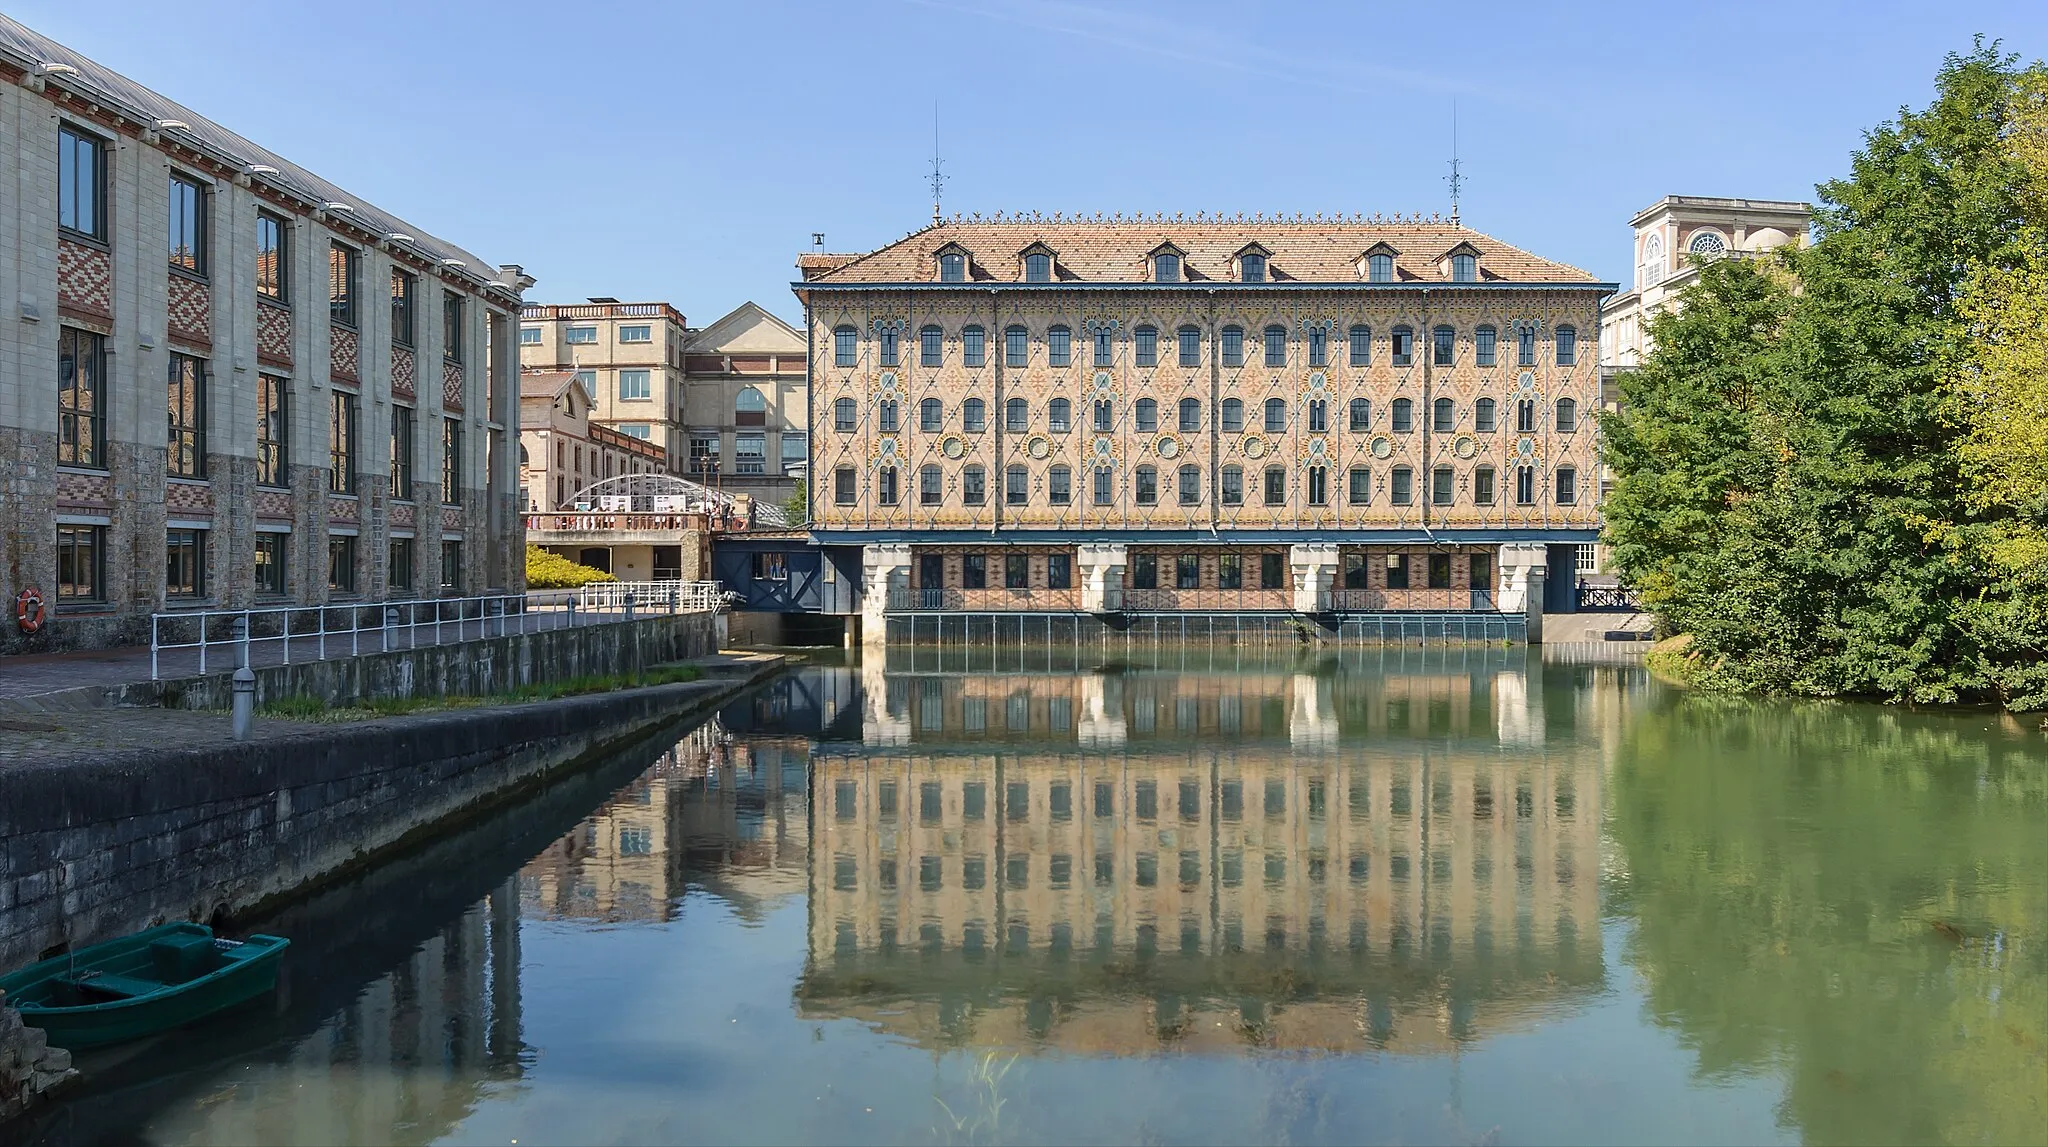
[0,923,289,1048]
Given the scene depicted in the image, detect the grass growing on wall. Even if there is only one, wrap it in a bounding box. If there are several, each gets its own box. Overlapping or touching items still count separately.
[257,664,705,723]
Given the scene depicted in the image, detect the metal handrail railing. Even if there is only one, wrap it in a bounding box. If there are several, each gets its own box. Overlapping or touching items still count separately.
[577,580,731,614]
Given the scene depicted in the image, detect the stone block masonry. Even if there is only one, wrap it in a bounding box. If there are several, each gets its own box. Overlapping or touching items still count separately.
[0,657,782,974]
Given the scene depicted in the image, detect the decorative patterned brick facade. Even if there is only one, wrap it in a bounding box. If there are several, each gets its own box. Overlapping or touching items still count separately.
[327,497,360,525]
[167,273,211,348]
[330,326,359,383]
[391,346,416,400]
[57,238,112,324]
[256,301,293,368]
[255,490,295,521]
[164,480,215,517]
[442,360,464,411]
[389,501,416,529]
[55,470,112,511]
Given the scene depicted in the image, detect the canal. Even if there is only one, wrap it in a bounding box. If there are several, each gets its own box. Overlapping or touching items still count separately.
[20,651,2046,1146]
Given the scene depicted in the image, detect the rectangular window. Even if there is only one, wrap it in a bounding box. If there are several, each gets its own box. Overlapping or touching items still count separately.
[736,434,766,474]
[1433,326,1455,366]
[1049,466,1071,505]
[59,327,106,469]
[1557,327,1577,366]
[1223,327,1244,367]
[781,432,808,468]
[329,243,358,327]
[1178,326,1200,367]
[329,534,358,593]
[1432,466,1454,505]
[1131,554,1158,590]
[879,327,899,367]
[1222,466,1243,505]
[1386,553,1410,590]
[619,324,652,343]
[256,374,288,487]
[1392,327,1413,366]
[1005,326,1028,368]
[328,391,358,494]
[1349,466,1371,505]
[619,369,652,400]
[167,353,207,478]
[567,325,598,345]
[834,466,856,505]
[391,269,416,347]
[1218,553,1242,589]
[169,173,206,276]
[1135,467,1157,505]
[1309,328,1328,367]
[1307,465,1328,505]
[441,540,462,590]
[443,292,465,362]
[1093,466,1113,506]
[1264,467,1286,505]
[1048,326,1071,367]
[919,325,942,366]
[1476,326,1497,366]
[1047,553,1071,589]
[1519,326,1537,367]
[963,466,986,505]
[254,532,287,596]
[1516,465,1536,505]
[1178,465,1200,506]
[389,538,414,592]
[1265,327,1286,367]
[519,326,542,345]
[257,212,288,302]
[1349,326,1371,367]
[877,467,898,505]
[753,552,790,581]
[390,404,415,500]
[442,418,463,505]
[1576,543,1599,574]
[1175,554,1199,589]
[1135,327,1158,367]
[165,529,206,599]
[56,524,105,602]
[1556,467,1577,505]
[1474,466,1496,505]
[1261,552,1286,590]
[1391,467,1413,505]
[1429,553,1452,588]
[59,125,108,240]
[1093,328,1113,367]
[1005,553,1029,589]
[963,554,987,589]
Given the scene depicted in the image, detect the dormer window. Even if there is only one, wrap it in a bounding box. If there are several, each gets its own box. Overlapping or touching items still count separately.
[1451,253,1476,282]
[1368,253,1394,282]
[1155,252,1180,283]
[939,252,967,282]
[1025,252,1052,282]
[1242,253,1266,283]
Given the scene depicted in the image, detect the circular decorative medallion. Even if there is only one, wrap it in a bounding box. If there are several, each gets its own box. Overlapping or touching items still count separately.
[1308,371,1327,392]
[941,436,965,460]
[1453,435,1477,460]
[1094,436,1114,459]
[1370,435,1393,460]
[1306,437,1328,460]
[1094,371,1113,392]
[1028,436,1050,460]
[878,436,898,459]
[1518,371,1535,392]
[1157,436,1180,460]
[1518,436,1536,459]
[880,371,898,392]
[1243,436,1267,460]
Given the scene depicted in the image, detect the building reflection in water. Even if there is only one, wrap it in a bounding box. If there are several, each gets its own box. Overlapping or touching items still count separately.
[803,658,1610,1055]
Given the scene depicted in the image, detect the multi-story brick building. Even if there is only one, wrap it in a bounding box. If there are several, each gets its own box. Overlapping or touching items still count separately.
[1,16,528,653]
[518,369,667,513]
[519,300,689,473]
[795,215,1614,642]
[680,302,807,507]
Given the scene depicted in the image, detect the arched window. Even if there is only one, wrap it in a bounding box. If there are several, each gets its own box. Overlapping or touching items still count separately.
[1178,324,1201,367]
[833,324,857,367]
[1431,325,1455,366]
[1093,399,1112,432]
[1689,231,1726,258]
[1307,465,1328,506]
[878,326,899,367]
[1093,327,1114,367]
[1474,397,1496,432]
[878,399,898,433]
[1391,325,1414,366]
[833,396,856,432]
[1263,466,1286,505]
[1348,466,1371,505]
[735,386,766,426]
[1221,398,1244,432]
[1517,398,1536,433]
[1391,397,1413,432]
[1432,465,1454,505]
[1349,397,1371,431]
[1263,324,1287,368]
[1517,325,1537,367]
[1221,465,1244,505]
[962,324,986,367]
[1222,325,1245,367]
[1004,324,1028,368]
[1642,233,1665,286]
[1005,397,1028,432]
[919,397,943,432]
[1433,397,1455,433]
[962,464,986,504]
[1006,463,1029,505]
[1263,397,1287,433]
[1048,324,1072,367]
[1135,465,1159,504]
[1474,465,1496,505]
[1390,466,1413,505]
[1049,465,1071,505]
[1556,397,1578,432]
[1349,324,1371,366]
[1308,399,1327,433]
[919,464,943,505]
[939,252,966,282]
[1178,465,1201,506]
[963,397,986,431]
[1476,324,1497,367]
[877,465,899,505]
[919,324,943,367]
[1179,397,1201,432]
[1308,327,1327,367]
[1555,325,1577,366]
[1135,398,1158,432]
[1134,324,1159,367]
[1556,465,1578,505]
[1049,397,1072,432]
[1025,252,1052,282]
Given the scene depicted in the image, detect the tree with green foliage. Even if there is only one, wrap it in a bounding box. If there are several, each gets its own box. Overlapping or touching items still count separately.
[1604,42,2048,711]
[783,477,808,526]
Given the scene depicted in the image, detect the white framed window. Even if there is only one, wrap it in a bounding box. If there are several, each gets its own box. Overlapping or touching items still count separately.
[566,325,598,344]
[1575,543,1598,574]
[519,326,541,345]
[619,423,652,439]
[781,432,807,469]
[618,324,652,343]
[1689,231,1727,258]
[619,370,651,400]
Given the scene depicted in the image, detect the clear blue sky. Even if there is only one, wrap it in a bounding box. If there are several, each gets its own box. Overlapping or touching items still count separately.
[14,0,2042,327]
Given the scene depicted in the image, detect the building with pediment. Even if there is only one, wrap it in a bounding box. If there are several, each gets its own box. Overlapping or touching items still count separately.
[793,214,1616,643]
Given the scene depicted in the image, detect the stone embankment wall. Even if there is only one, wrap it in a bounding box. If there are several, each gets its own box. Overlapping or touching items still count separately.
[0,996,78,1124]
[0,663,771,974]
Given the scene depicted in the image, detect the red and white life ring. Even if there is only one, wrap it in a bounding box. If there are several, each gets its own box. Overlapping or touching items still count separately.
[15,585,46,634]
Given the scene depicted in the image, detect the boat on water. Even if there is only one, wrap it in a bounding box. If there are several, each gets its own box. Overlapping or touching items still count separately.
[0,923,289,1049]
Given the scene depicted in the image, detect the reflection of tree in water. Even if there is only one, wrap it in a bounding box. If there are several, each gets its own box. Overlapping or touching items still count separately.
[1608,699,2048,1145]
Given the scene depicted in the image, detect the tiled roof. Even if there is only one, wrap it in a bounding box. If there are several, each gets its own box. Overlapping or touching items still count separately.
[519,369,579,400]
[804,214,1600,286]
[0,15,517,298]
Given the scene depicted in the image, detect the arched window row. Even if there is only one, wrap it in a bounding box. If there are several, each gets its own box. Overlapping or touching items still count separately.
[835,322,1583,371]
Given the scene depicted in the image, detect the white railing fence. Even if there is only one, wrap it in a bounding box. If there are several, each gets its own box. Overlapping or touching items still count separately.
[577,580,733,615]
